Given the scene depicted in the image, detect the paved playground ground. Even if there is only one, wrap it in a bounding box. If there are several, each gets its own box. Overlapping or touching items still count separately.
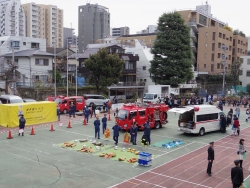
[0,105,249,188]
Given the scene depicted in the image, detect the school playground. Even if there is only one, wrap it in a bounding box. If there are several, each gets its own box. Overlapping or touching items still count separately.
[0,105,250,188]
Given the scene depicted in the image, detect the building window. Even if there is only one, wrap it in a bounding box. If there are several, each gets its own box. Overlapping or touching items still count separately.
[233,39,235,46]
[218,43,221,48]
[217,63,220,69]
[211,64,214,72]
[204,64,206,68]
[124,60,133,69]
[204,53,207,58]
[223,34,225,39]
[232,57,235,63]
[238,40,240,44]
[221,64,223,69]
[12,41,19,47]
[142,66,146,70]
[205,43,208,47]
[229,46,232,51]
[31,42,39,48]
[218,53,221,58]
[212,43,215,51]
[23,42,26,45]
[229,55,231,60]
[230,37,232,41]
[219,33,222,38]
[228,64,231,69]
[247,59,250,65]
[199,14,207,26]
[211,54,214,61]
[35,59,49,66]
[247,71,250,77]
[206,32,208,36]
[232,48,235,55]
[212,32,216,40]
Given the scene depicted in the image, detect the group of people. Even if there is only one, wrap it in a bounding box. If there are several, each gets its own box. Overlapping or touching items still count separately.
[161,96,205,108]
[207,141,245,188]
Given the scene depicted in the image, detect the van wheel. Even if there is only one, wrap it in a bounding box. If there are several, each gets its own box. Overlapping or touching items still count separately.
[199,128,205,136]
[63,109,68,114]
[155,121,161,129]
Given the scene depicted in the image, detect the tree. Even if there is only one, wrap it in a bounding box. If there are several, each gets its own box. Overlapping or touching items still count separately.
[84,48,124,94]
[223,26,232,32]
[230,59,243,90]
[52,69,62,83]
[246,84,250,95]
[149,12,193,87]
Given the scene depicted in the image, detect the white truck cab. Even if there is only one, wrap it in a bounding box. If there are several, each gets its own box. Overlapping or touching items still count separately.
[169,105,225,136]
[143,93,161,103]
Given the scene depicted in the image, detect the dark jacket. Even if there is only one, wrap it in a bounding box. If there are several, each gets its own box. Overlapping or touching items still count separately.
[84,108,90,116]
[130,126,138,136]
[220,116,227,127]
[69,104,76,112]
[92,104,96,110]
[112,125,121,136]
[144,122,151,136]
[207,146,214,160]
[102,117,107,125]
[19,117,26,129]
[94,120,100,130]
[231,166,244,185]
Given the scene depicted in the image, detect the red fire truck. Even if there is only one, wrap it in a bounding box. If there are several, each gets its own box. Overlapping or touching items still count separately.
[116,103,169,131]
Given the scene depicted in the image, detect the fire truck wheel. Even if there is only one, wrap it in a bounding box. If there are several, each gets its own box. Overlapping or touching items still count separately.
[154,121,161,129]
[199,128,205,136]
[63,109,68,114]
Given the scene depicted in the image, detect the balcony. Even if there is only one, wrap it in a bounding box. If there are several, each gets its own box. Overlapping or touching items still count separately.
[190,41,197,52]
[190,30,197,43]
[32,12,39,16]
[32,17,39,21]
[187,22,198,33]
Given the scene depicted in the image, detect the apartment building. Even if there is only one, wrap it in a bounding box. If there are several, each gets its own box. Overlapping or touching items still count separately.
[136,25,157,34]
[0,0,26,37]
[178,3,248,74]
[112,27,129,37]
[239,56,250,87]
[78,3,110,52]
[63,27,78,48]
[22,2,64,48]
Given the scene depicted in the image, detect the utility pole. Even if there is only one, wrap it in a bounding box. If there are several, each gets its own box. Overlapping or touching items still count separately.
[54,41,57,97]
[11,41,16,95]
[221,45,228,97]
[76,47,78,96]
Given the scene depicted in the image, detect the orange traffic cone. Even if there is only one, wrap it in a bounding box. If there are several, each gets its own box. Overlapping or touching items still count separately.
[108,114,111,121]
[7,130,13,139]
[83,118,87,125]
[30,127,35,135]
[67,120,72,128]
[50,124,55,131]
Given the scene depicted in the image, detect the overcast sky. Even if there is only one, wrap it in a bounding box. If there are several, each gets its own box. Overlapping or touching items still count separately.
[22,0,250,36]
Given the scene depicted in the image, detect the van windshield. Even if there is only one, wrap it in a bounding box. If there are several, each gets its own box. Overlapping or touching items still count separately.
[143,94,154,100]
[117,110,128,120]
[10,99,23,103]
[54,98,63,104]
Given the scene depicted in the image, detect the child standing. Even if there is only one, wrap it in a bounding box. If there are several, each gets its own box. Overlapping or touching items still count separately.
[18,114,26,136]
[246,109,250,122]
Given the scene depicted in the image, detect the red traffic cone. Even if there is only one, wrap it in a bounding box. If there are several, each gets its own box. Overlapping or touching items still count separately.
[50,124,55,131]
[108,114,111,121]
[67,120,72,128]
[30,127,35,135]
[83,118,87,125]
[7,130,13,139]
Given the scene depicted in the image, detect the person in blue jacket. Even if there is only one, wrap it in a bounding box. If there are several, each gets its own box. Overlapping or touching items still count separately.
[130,122,138,145]
[143,120,151,145]
[83,106,90,123]
[102,114,107,134]
[57,104,60,121]
[18,114,26,136]
[112,122,122,145]
[94,116,100,139]
[69,102,76,118]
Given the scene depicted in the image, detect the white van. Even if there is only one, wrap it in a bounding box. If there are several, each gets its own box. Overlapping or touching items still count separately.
[169,105,225,136]
[0,95,23,104]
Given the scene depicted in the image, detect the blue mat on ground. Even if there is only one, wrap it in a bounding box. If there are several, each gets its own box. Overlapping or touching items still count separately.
[152,139,184,149]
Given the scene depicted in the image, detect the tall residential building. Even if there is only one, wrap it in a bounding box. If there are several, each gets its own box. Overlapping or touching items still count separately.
[136,25,157,34]
[112,27,130,37]
[78,3,110,52]
[178,3,248,74]
[22,3,64,48]
[63,27,78,48]
[0,0,26,37]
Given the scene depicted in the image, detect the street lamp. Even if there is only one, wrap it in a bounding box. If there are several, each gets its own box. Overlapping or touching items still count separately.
[221,45,228,97]
[54,41,57,97]
[75,47,78,96]
[67,39,69,97]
